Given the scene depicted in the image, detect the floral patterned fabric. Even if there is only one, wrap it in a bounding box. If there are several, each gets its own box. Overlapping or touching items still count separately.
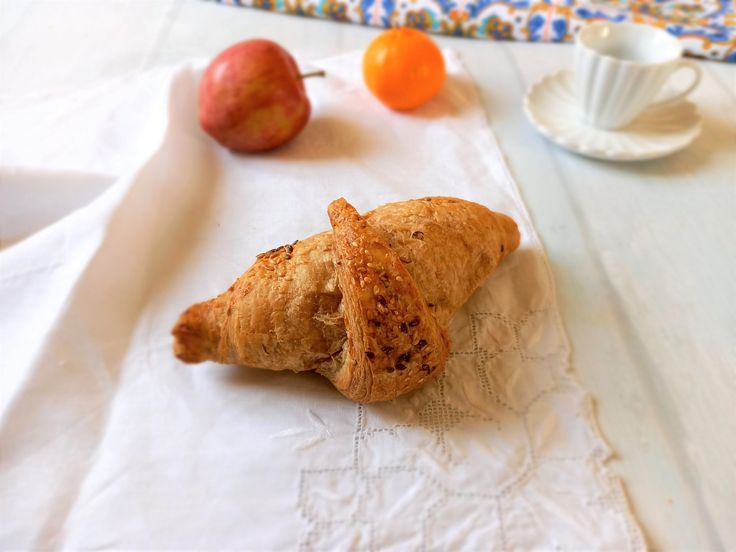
[218,0,736,62]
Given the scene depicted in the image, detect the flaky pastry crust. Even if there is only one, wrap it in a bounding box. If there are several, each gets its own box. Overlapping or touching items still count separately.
[172,197,520,402]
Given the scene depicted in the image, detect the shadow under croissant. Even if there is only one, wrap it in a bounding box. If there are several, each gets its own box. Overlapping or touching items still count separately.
[223,363,338,398]
[221,361,450,418]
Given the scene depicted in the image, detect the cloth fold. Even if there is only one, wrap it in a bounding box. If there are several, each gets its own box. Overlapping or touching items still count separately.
[0,51,645,549]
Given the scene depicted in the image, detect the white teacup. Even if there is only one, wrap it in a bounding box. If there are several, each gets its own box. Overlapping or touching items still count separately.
[574,22,702,130]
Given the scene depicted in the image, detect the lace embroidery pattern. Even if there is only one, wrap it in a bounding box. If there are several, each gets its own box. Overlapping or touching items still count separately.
[295,286,646,549]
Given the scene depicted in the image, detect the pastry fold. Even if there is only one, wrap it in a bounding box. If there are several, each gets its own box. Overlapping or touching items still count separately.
[172,197,520,402]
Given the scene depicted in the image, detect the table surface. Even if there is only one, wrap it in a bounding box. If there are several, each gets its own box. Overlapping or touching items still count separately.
[1,2,734,550]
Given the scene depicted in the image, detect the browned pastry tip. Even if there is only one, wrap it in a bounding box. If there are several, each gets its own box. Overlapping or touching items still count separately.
[172,301,221,363]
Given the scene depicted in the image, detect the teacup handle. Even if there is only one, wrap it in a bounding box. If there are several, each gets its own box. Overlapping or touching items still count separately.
[650,60,702,107]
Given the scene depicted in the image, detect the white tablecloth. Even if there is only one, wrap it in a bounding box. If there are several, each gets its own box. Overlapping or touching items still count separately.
[0,51,644,550]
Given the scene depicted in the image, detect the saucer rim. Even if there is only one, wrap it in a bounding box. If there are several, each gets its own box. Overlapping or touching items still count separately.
[522,69,703,162]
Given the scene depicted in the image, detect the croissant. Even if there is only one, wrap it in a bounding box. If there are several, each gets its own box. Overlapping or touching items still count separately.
[172,197,520,402]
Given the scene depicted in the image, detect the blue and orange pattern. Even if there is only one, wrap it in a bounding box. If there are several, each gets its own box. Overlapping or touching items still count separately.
[217,0,736,62]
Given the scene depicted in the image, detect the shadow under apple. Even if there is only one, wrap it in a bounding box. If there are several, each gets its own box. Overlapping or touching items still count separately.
[243,114,379,162]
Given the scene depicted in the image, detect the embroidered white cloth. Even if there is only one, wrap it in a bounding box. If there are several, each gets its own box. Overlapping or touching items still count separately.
[0,51,645,550]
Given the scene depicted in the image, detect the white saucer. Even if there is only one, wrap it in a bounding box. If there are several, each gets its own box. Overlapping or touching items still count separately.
[523,70,702,161]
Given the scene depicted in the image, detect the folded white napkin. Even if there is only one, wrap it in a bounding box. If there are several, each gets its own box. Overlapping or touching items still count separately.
[0,51,644,550]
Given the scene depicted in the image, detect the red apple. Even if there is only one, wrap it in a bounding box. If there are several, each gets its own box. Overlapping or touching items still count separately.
[199,39,320,153]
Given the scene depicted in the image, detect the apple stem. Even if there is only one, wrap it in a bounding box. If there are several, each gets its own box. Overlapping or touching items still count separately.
[299,70,326,80]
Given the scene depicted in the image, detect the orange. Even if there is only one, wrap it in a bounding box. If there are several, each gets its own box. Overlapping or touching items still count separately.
[363,28,446,111]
